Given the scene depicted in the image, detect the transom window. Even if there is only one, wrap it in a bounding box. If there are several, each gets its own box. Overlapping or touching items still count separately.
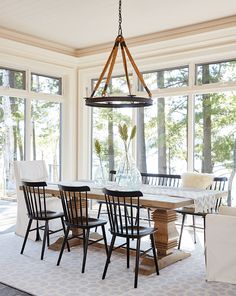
[141,66,189,90]
[31,73,62,95]
[196,60,236,85]
[0,67,26,90]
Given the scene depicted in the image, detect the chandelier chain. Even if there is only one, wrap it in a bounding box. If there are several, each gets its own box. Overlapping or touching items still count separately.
[118,0,123,36]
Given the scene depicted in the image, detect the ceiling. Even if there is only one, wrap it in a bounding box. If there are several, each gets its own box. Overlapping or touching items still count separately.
[0,0,236,50]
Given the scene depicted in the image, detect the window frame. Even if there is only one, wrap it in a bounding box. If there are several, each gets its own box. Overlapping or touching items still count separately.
[88,58,236,177]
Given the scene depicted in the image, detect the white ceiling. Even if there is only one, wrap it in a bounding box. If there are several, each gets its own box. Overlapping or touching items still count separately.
[0,0,236,49]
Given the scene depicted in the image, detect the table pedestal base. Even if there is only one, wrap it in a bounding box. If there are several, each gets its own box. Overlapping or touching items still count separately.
[139,250,191,275]
[48,208,190,275]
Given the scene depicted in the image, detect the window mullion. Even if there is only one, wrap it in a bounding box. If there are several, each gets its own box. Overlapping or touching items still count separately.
[187,94,194,171]
[24,99,31,161]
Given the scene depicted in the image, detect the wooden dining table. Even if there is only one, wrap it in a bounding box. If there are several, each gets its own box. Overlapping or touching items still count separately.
[45,181,227,275]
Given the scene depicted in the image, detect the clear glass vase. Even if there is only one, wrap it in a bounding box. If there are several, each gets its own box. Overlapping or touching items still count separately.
[94,165,108,186]
[116,152,141,189]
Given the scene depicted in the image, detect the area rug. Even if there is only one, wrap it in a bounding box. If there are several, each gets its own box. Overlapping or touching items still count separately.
[0,282,34,296]
[0,233,235,296]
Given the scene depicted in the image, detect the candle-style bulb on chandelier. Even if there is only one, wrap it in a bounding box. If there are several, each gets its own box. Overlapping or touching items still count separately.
[84,0,153,108]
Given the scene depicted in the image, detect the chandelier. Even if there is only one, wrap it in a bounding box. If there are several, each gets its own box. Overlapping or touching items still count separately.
[84,0,153,108]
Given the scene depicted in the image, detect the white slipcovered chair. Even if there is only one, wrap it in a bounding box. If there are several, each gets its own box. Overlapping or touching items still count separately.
[14,160,63,240]
[205,206,236,284]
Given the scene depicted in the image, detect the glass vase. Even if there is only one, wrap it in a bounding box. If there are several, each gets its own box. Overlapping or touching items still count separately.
[94,165,108,186]
[116,152,141,189]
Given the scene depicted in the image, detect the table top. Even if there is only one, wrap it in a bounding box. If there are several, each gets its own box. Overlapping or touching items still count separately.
[46,181,227,210]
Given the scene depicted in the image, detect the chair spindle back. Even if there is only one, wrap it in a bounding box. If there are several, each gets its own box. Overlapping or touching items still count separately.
[22,181,48,219]
[103,188,143,237]
[58,185,90,227]
[141,173,181,187]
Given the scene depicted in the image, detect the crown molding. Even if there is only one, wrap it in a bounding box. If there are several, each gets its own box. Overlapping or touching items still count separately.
[75,15,236,57]
[0,15,235,58]
[0,26,76,57]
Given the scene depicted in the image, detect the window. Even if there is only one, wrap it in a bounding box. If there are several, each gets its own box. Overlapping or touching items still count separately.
[141,96,187,174]
[0,67,25,89]
[91,76,132,179]
[139,66,189,173]
[194,91,236,177]
[0,96,25,197]
[196,60,236,85]
[0,68,63,199]
[31,100,61,182]
[31,73,62,95]
[141,66,189,90]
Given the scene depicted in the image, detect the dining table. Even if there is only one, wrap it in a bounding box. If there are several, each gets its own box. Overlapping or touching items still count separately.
[44,180,227,275]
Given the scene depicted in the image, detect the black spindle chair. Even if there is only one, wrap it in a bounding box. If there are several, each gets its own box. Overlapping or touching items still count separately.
[95,170,116,229]
[102,188,159,288]
[97,172,181,227]
[177,176,228,249]
[21,181,69,260]
[141,173,181,225]
[57,185,108,273]
[141,173,181,187]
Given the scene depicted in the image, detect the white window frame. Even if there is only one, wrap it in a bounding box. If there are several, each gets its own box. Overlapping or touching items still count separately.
[78,29,236,179]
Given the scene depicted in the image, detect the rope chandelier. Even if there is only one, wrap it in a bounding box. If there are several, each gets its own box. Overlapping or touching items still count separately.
[84,0,153,108]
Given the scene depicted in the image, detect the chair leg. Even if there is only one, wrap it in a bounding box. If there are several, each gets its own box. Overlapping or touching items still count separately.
[101,225,108,257]
[178,213,186,250]
[57,226,70,266]
[61,217,70,252]
[193,215,196,244]
[82,228,90,273]
[102,235,116,280]
[150,233,159,275]
[147,208,151,227]
[35,220,41,241]
[127,237,130,268]
[203,216,206,246]
[95,203,103,232]
[203,216,207,266]
[20,219,33,254]
[134,238,141,288]
[47,225,50,247]
[41,220,49,260]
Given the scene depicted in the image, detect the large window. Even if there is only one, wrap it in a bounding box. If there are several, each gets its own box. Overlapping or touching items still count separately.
[90,59,236,204]
[142,96,187,174]
[31,100,61,182]
[0,96,25,197]
[194,60,236,178]
[195,91,236,174]
[0,68,63,199]
[139,66,189,173]
[91,76,132,179]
